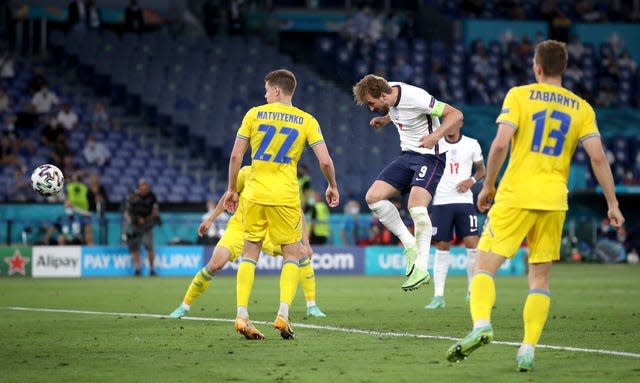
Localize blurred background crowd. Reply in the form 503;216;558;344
0;0;639;262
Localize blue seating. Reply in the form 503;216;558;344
40;28;640;206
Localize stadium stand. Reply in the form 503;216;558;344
315;33;638;109
0;52;207;203
1;0;639;207
44;28;405;202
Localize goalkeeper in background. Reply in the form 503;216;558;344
169;166;326;338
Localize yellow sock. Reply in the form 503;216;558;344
470;271;496;323
279;260;300;306
522;289;551;346
236;259;256;309
298;257;316;304
183;267;214;306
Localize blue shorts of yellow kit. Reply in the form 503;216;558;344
217;202;281;262
242;200;302;246
478;203;566;263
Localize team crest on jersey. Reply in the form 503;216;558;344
432;227;438;236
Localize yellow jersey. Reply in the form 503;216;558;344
237;102;324;206
494;83;600;211
236;166;250;194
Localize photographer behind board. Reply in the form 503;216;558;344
123;179;160;276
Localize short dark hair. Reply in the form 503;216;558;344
264;69;296;95
352;74;392;105
534;40;568;77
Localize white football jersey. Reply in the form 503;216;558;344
432;135;483;205
388;82;448;155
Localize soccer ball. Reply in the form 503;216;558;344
31;164;64;196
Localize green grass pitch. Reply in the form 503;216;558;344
1;264;639;383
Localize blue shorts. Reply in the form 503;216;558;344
377;151;446;198
431;203;479;242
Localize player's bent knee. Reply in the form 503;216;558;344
208;259;226;273
365;190;380;205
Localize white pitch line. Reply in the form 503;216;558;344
4;306;640;359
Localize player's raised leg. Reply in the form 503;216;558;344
403;179;443;291
403;203;432;291
169;246;231;318
403;153;446;291
366;180;417;276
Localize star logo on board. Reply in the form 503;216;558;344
5;250;30;276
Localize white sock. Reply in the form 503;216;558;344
236;306;249;319
278;302;290;318
181;302;191;311
306;300;316;308
433;249;450;296
473;319;491;330
409;207;432;272
466;248;477;293
368;200;416;248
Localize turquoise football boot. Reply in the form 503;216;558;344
169;306;188;319
306;305;327;318
516;349;535;372
425;296;445;309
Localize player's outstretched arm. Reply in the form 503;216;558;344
311;142;340;207
582;136;625;228
198;191;229;237
477;124;514;212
